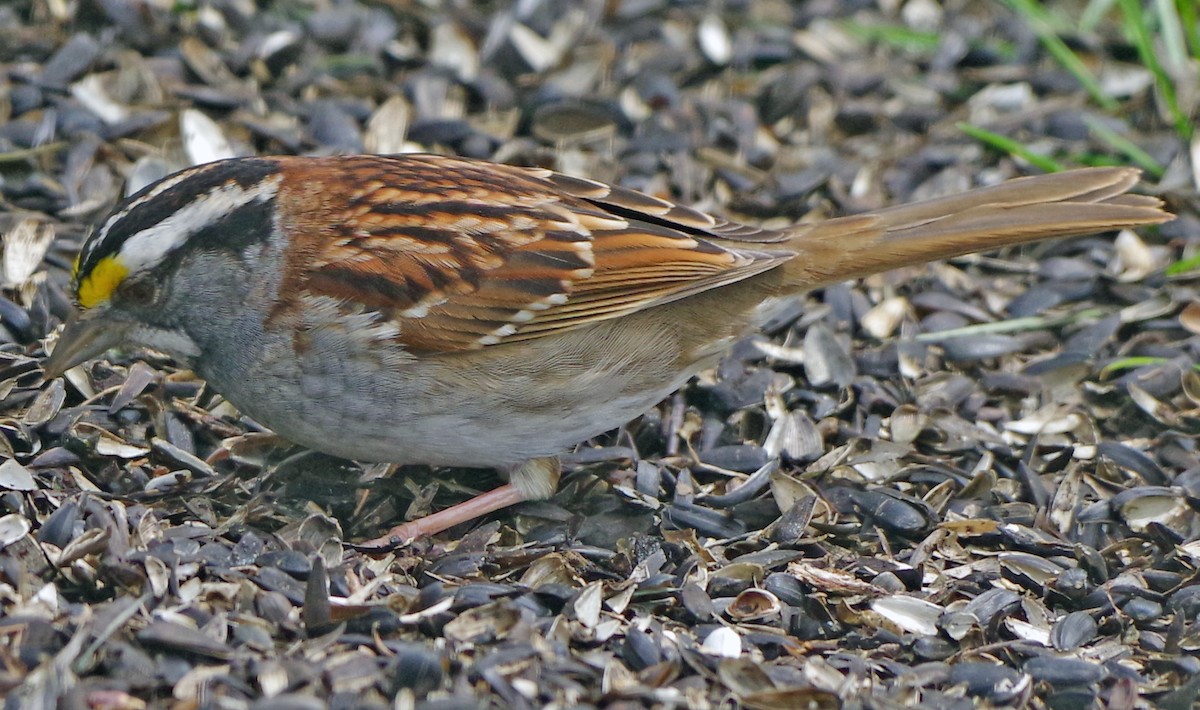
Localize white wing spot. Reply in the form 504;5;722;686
400;295;449;318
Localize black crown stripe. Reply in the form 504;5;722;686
78;157;282;280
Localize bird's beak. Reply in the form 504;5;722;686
42;310;130;380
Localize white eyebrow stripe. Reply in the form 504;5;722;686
85;168;209;267
116;174;282;272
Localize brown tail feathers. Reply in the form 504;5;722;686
782;167;1173;288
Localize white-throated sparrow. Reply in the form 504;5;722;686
43;154;1171;547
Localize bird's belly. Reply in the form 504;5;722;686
203;318;694;468
218;369;684;468
265;386;674;467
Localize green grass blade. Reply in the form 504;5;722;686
1178;0;1200;60
1153;0;1190;71
1165;252;1200;277
841;21;941;51
957;123;1067;172
913;308;1107;342
1101;356;1200;378
1116;0;1193;140
1083;116;1166;177
1002;0;1120;111
1100;356;1167;378
1080;0;1117;31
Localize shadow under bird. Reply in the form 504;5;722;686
42;154;1173;547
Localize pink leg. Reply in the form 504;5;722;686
356;457;560;550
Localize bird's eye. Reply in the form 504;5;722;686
117;278;158;306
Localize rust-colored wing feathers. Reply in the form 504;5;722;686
544;170;793;243
277;156;1170;354
279;155;789;352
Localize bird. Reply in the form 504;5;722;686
42;154;1172;548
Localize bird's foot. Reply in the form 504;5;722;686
354;457;561;551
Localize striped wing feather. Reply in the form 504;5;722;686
287;155;792;353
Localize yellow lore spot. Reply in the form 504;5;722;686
77;255;128;309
